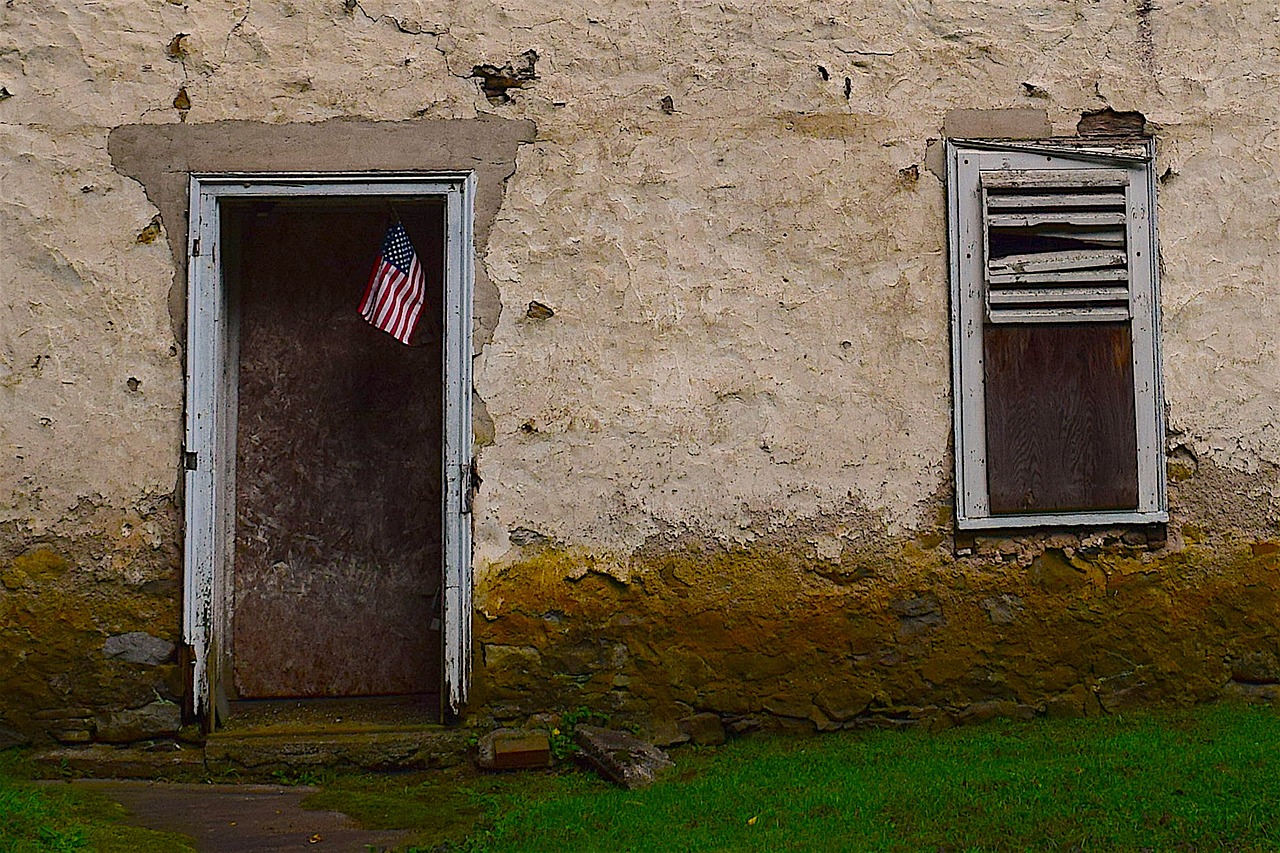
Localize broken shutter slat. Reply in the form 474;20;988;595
988;306;1131;323
988;285;1129;305
985;192;1128;210
988;268;1129;286
982;169;1133;323
987;210;1128;228
989;249;1127;275
980;169;1130;189
1017;227;1125;246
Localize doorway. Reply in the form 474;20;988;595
226;199;443;699
183;175;475;726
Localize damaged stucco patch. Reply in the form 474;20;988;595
472;49;539;104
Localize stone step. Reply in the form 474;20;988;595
29;696;468;781
31;743;207;780
205;728;468;779
31;728;468;781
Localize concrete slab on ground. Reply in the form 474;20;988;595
65;779;414;852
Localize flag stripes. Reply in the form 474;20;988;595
359;222;426;344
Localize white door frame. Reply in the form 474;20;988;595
183;172;475;722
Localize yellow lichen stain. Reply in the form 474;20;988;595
2;549;70;589
473;534;1280;728
916;529;946;550
1251;541;1280;557
135;217;162;245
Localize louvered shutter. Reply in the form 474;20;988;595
981;169;1131;323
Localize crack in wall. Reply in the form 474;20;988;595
1136;0;1157;76
343;0;460;79
222;0;253;66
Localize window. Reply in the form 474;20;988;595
946;139;1166;529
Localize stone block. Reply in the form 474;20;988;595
979;594;1024;626
1095;670;1159;712
482;644;542;672
0;723;30;749
53;729;92;744
205;730;467;779
1230;650;1280;685
1043;692;1086;719
1224;682;1280;704
845;714;921;731
725;715;761;735
944;107;1051;140
95;701;181;743
31;745;204;779
103;632;175;666
891;594;945;635
677;712;725;746
814;685;873;722
647;719;689;748
1029;549;1090;594
34;708;93;721
763;698;814;720
475;729;552;770
574;726;672;790
953;700;1035;726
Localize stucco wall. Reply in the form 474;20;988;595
2;0;1279;742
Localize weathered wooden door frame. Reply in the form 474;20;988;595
183;173;475;725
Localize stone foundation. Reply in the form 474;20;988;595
471;517;1280;738
5;461;1280;753
0;500;183;746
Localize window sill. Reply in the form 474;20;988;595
955;509;1169;531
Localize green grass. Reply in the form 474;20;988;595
311;703;1280;852
6;704;1280;851
0;753;196;853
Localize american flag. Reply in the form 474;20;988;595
359;222;426;344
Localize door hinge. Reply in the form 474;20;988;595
184;451;199;471
461;462;480;515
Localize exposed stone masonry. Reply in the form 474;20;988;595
471;493;1280;739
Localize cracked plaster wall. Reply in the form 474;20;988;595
2;0;1280;736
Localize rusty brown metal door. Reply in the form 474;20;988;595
228;200;444;698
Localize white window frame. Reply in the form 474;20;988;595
183;172;475;722
946;140;1167;530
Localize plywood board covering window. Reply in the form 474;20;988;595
947;141;1166;529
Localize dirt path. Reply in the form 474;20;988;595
67;780;414;852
